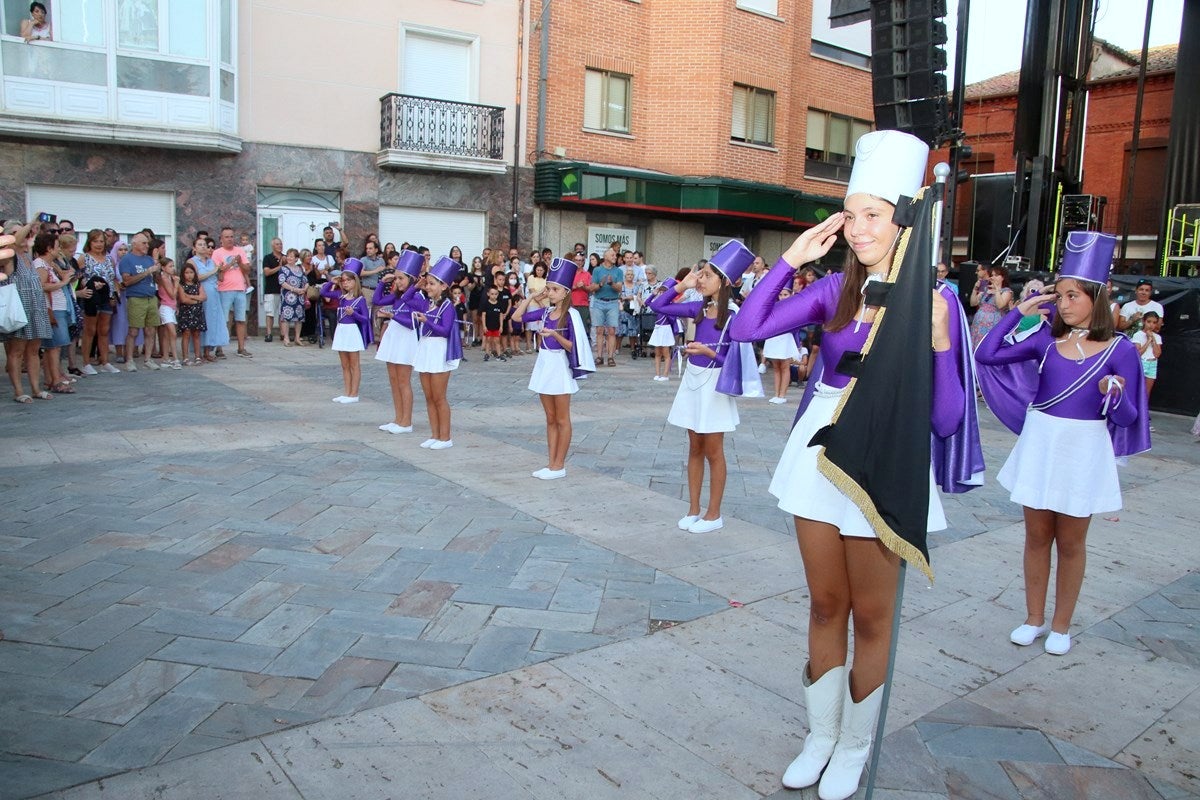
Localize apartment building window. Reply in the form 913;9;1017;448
736;0;779;15
806;109;872;181
402;30;475;102
584;68;631;134
731;85;775;147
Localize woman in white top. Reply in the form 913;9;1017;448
21;2;51;41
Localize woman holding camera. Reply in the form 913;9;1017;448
969;264;1013;348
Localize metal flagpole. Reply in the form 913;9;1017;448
865;163;951;799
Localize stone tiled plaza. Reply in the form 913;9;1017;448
1;344;1197;800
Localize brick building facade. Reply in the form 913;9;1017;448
938;40;1177;268
528;0;876;270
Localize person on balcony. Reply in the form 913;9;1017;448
22;2;51;42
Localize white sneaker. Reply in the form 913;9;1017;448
80;364;98;376
535;467;566;480
170;360;182;370
126;362;138;372
332;396;347;403
1044;631;1071;655
769;396;787;405
677;514;700;530
429;439;453;450
420;439;438;448
101;363;121;373
757;362;767;374
339;396;359;404
1010;622;1051;646
532;467;550;478
687;516;724;534
144;360;160;370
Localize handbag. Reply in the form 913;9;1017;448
0;283;29;333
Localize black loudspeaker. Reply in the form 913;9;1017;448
870;0;950;146
969;173;1017;263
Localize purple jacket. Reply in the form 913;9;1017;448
729;258;984;493
418;296;464;363
320;282;373;346
373;282;421;330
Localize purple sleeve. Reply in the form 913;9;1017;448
319;282;341;301
930;283;967;437
1103;339;1143;428
728;260;837;342
373;282;395;306
647;279;703;319
974;308;1052;365
344;297;369;325
425;299;456;337
931;350;963;438
521;309;546;325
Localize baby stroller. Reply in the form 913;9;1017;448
631;309;656;359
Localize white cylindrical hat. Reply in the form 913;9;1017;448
845;130;930;206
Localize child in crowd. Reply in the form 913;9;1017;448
1131;310;1163;425
176;261;206;365
512;257;596;479
762;287;803;404
413;257;463;449
647;283;677;382
1132;310;1162;393
373;250;424;434
155;257;181;368
320;259;371;404
482;287;508;362
647;241;762;534
451;285;470;352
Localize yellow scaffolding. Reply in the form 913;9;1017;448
1161;206;1200;277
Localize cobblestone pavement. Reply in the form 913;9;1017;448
1;340;1197;800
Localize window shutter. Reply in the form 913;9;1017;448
584;69;603;129
751;91;772;143
731;85;748;139
851;120;872;151
403;33;471;102
806;110;826;150
829;115;850;157
607;74;629;132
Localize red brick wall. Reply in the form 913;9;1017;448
528;0;875;194
932;72;1175;238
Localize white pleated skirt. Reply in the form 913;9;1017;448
997;409;1121;516
648;324;675;347
528;348;578;395
332;323;364;352
763;332;801;361
375;320;418;365
770;384;947;537
413;336;459;373
667;362;739;434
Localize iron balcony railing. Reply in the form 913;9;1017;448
380;93;505;160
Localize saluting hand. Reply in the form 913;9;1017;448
783;212;845;268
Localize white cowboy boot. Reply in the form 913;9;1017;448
818;677;884;800
781;663;846;789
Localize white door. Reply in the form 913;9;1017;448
379;206;486;264
256;210;341;327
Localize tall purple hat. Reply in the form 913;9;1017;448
708;240;755;284
546;257;576;289
396;250;423;280
1060;231;1117;285
341;258;363;278
428;256;460;286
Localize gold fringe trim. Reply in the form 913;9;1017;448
816;188;935;583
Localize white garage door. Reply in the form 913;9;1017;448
26;185;175;250
378;206;486;264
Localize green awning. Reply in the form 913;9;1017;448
534;161;841;227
